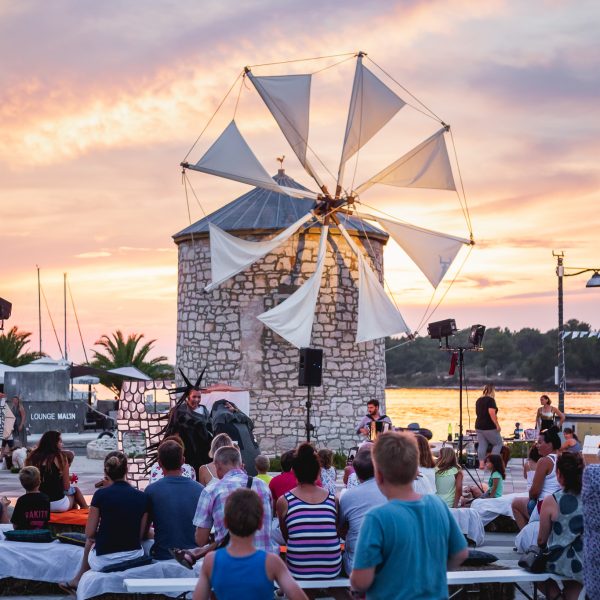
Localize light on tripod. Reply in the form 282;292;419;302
427;318;457;340
468;324;486;348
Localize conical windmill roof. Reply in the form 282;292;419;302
173;170;388;243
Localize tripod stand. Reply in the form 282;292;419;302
443;343;485;493
305;385;315;442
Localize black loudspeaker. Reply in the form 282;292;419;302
298;348;323;387
0;298;11;321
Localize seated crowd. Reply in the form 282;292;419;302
1;421;589;599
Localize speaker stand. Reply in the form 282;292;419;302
305;386;313;442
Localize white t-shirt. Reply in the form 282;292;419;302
148;463;196;484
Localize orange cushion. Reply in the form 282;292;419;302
49;508;89;526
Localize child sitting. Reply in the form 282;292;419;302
193;488;307;600
317;448;337;496
11;466;51;530
254;454;272;484
351;432;467;598
524;444;540;490
470;454;505;499
435;447;464;508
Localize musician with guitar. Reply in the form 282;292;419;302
356;399;393;441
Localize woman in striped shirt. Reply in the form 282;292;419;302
276;443;342;585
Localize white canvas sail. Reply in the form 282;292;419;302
188;120;318;200
355;128;456;195
257;226;329;348
204;212;315;292
362;213;470;288
249;75;310;166
337;58;405;189
337;223;410;342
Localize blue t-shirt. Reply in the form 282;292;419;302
91;481;148;556
211;548;274;600
145;475;204;560
353;494;467;599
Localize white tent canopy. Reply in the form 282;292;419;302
8;357;69;372
0;362;12;384
107;366;151;381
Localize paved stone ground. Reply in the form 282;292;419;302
0;433;106;500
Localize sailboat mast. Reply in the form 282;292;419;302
63;272;67;361
37;265;42;354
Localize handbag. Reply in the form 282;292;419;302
518;545;548;573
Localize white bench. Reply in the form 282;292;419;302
124;576;351;595
126;570;564;599
448;568;567;600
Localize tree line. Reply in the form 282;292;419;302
0;327;174;392
385;319;600;387
3;319;598;391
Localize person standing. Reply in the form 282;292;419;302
474;384;502;470
11;396;27;448
164;388;213;474
356;400;392;441
536;394;565;432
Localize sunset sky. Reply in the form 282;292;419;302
1;0;599;365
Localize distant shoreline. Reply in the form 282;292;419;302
386;380;600;393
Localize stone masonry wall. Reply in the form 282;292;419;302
176;228;387;455
117;380;173;489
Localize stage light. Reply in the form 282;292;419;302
427;319;457;340
468;324;486;348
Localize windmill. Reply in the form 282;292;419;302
180;51;473;349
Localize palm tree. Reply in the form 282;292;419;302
0;326;44;367
91;330;174;391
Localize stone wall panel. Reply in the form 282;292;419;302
175;228;387;454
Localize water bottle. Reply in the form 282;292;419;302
447;422;452;442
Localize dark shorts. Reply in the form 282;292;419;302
1;439;14;449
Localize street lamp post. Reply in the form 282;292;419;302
553;250;600;413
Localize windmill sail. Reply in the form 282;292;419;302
337;223;410;342
205;213;315;292
188;120;318;200
247;73;324;186
337;56;406;191
361;213;470;288
355;128;456;195
257;226;329;348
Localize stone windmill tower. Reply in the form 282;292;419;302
174;53;473;453
173;168;390;453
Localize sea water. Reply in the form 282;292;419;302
385;388;600;441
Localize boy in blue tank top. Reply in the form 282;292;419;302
193;488;307;600
351;432;468;599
